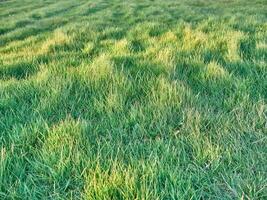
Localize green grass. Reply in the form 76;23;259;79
0;0;266;199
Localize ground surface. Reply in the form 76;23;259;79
0;0;266;199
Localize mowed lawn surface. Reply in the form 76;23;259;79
0;0;266;199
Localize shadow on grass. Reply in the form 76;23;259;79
0;18;68;47
82;2;110;16
0;61;39;80
112;55;169;77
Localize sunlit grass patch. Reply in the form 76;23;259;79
83;162;138;199
205;61;228;79
225;30;244;61
40;119;84;170
41;29;72;53
182;26;208;51
85;54;114;81
149;77;183;109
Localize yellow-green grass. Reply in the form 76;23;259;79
0;0;266;199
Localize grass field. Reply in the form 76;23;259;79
0;0;266;199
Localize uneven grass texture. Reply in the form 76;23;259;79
0;0;267;199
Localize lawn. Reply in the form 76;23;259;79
0;0;266;199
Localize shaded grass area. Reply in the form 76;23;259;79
0;0;266;199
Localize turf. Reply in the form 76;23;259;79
0;0;266;199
